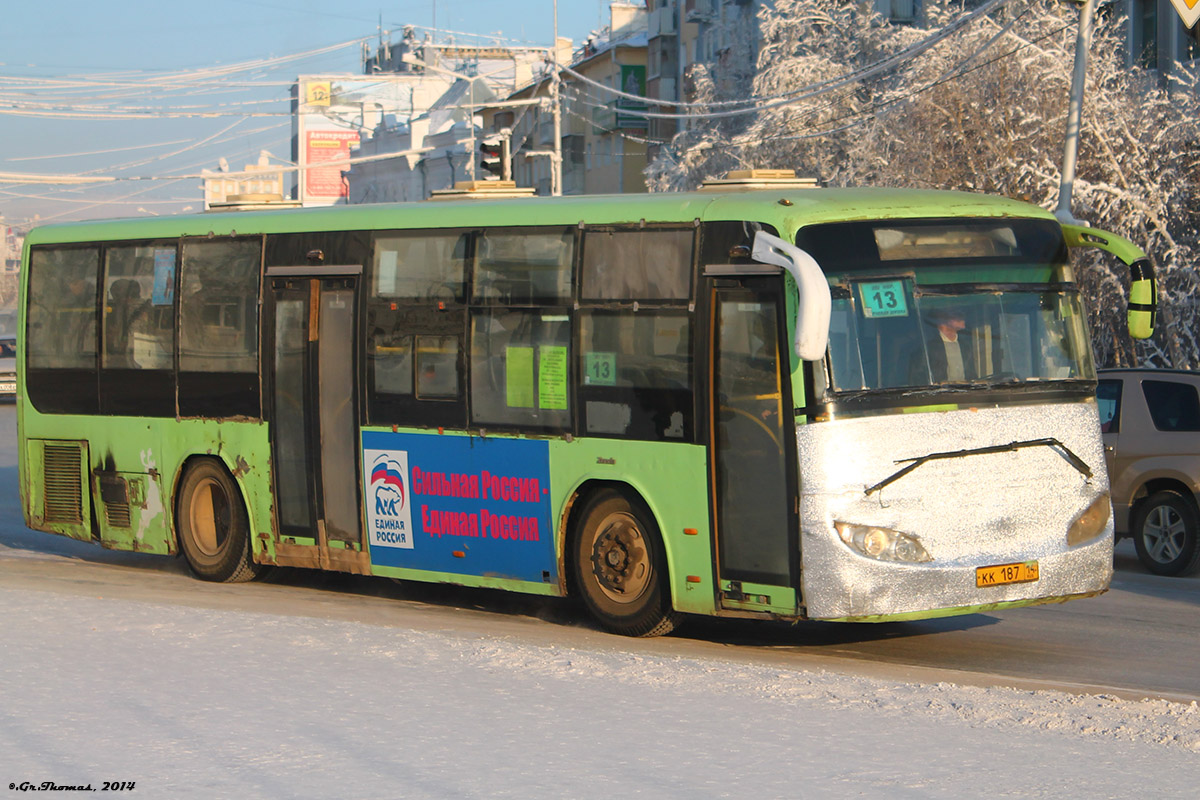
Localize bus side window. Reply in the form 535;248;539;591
473;229;572;305
579;310;692;441
178;238;262;418
469;310;570;431
581;228;692;302
366;231;468;429
98;244;176;417
26;245;101;414
467;229;574;432
415;334;459;399
102;246;176;373
578;228;695;441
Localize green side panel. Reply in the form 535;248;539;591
92;471;171;554
546;437;716;616
156;418;275;560
24;438;91;541
19;412;274;560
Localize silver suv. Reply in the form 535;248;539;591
1098;368;1200;576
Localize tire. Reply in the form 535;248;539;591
571;490;680;637
1132;490;1200;577
176;458;263;583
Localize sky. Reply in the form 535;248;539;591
0;1;616;228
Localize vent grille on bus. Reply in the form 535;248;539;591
104;501;131;529
42;444;84;524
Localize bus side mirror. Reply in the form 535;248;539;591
1061;224;1156;340
1127;258;1156;340
751;231;831;361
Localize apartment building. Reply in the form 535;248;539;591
480;3;650;196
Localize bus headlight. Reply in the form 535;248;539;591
834;522;932;563
1066;493;1111;547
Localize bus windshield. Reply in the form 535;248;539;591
798;219;1095;393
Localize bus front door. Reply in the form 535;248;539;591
267;270;368;574
707;275;800;614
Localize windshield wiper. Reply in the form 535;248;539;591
864;437;1092;496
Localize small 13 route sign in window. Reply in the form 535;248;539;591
858;280;908;319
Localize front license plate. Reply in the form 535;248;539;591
976;561;1039;588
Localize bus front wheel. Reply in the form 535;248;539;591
176;459;262;583
572;490;680;637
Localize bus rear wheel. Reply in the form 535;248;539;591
572;490;680;637
176;458;262;583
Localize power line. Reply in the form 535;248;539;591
0;141;463;186
7;138;198;162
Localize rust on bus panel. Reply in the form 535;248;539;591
232;455;251;479
272;539;372;574
89;448;171;555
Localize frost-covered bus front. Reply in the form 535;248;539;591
794;218;1112;621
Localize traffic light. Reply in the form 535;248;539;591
479;133;511;180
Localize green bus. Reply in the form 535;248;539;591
17;180;1155;636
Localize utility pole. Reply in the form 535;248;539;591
1054;0;1096;225
677;0;686;135
550;1;563;196
469;94;478;180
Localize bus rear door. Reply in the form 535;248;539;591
705;269;801;615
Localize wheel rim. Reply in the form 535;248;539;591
1143;504;1187;564
588;511;652;605
189;477;231;558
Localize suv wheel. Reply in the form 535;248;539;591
1132;490;1200;577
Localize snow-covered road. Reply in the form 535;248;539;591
2;584;1198;799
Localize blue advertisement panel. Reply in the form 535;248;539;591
361;430;556;583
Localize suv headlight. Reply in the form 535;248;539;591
1066;493;1111;547
834;522;932;563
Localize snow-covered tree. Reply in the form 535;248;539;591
647;0;1200;368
